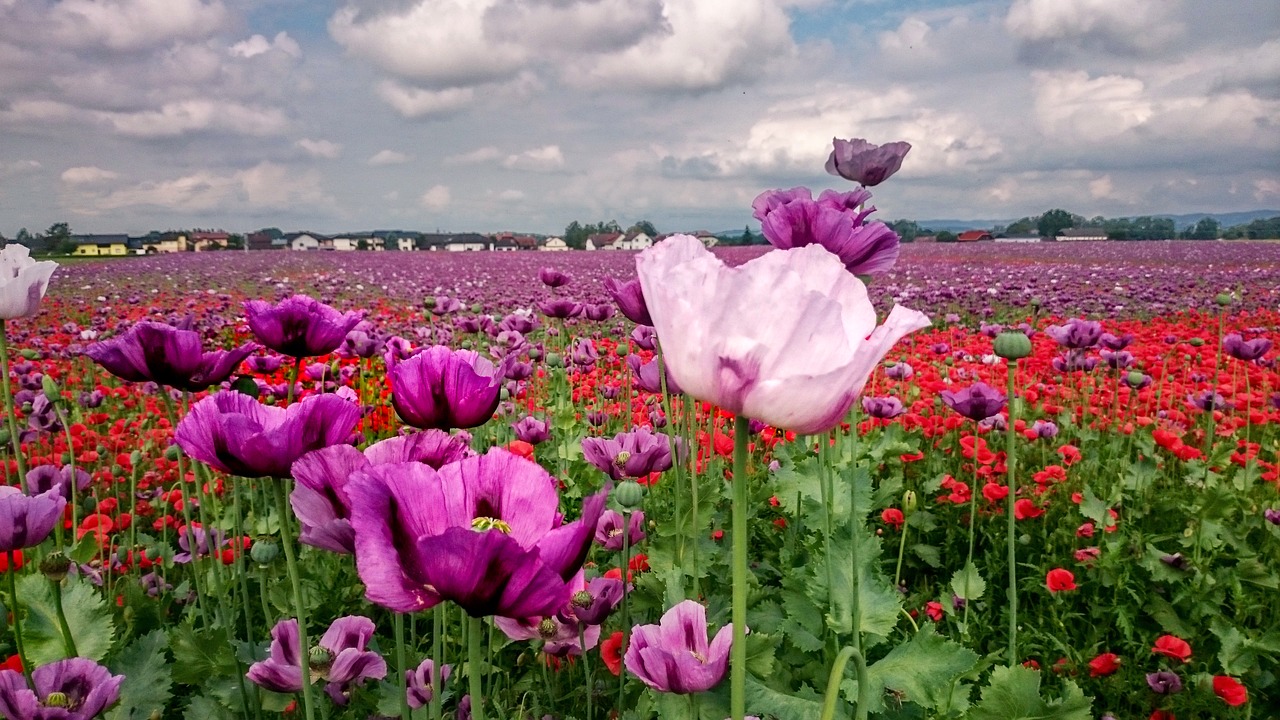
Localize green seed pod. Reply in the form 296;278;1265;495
470;304;483;314
614;344;629;358
528;347;543;361
499;388;510;402
80;495;98;513
545;352;565;368
40;552;72;582
250;539;280;566
1188;338;1205;347
41;375;61;403
615;481;646;510
1126;370;1146;387
993;332;1032;360
164;445;181;461
130;450;143;467
423;297;437;309
1214;292;1233;306
20;349;39;360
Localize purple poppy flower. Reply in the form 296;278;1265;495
346;448;608;618
1146;671;1182;694
1052;353;1098;373
1263;508;1280;525
603;277;653;326
582;428;675;481
572;576;625;626
1223;333;1272;362
406;659;451;709
1100;350;1134;369
495;612;601;657
751;187;900;276
1099;332;1134;351
174;525;226;564
583;304;615;322
538;268;572;288
626;355;681;395
247;354;286;374
85;321;258;392
388;346;503;431
174;391;361;479
861;395;905;419
77;390;104;408
631;325;657;351
0;657;124;720
595;509;646;551
26;395;61;435
511;416;550;445
1186;390;1232;413
537;299;582;320
1044;319;1103;350
247;616;387;705
940;382;1007;422
825;137;912;186
291;431;471;554
430;297;463;316
623;600;733;694
571;339;598;368
1124;372;1153;390
339;330;383;360
885;362;913;380
25;465;90;500
244;295;363;359
1030;420;1059;439
0;486;66;552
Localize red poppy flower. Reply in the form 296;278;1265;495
0;655;21;674
1014;498;1044;520
1148;711;1174;720
1046;568;1076;592
982;482;1009;503
1212;676;1247;706
1057;444;1081;465
1152;635;1192;663
924;601;943;622
601;631;624;676
0;551;23;573
1087;653;1120;677
880;508;905;529
506;440;535;459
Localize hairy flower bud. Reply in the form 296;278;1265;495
902;490;918;513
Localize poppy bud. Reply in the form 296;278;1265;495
423;297;437;308
0;429;8;445
902;490;918;513
20;349;39;360
80;495;97;513
1188;338;1205;347
1029;297;1042;308
545;353;564;368
130;450;143;467
615;344;629;357
615;481;646;510
1214;292;1233;306
164;445;181;461
993;332;1032;360
41;375;62;403
40;552;71;582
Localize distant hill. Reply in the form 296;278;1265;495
913;210;1280;233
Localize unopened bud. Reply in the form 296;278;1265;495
41;375;61;403
902;490;918;513
545;353;564;368
1188;338;1205;347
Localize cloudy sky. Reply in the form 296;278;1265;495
1;0;1277;237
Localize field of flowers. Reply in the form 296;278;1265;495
0;230;1275;720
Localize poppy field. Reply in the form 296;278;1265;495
0;232;1278;720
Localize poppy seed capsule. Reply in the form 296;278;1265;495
1215;293;1233;306
44;692;70;708
615;481;646;510
993;332;1032;360
1126;370;1147;387
613;451;632;468
572;590;594;608
538;619;558;638
250;539;279;565
41;551;72;582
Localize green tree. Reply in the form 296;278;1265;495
739;225;754;246
225;234;245;250
14;228;32;247
1005;217;1036;234
936;230;957;243
256;227;284;239
1187;217;1220;240
888;219;919;242
629;220;658;237
1037;209;1074;238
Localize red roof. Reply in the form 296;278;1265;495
957;230;992;242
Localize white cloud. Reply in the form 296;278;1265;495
484;0;665;53
1254;178;1280;201
63;162;332;214
1005;0;1183;56
0;160;41;176
49;0;231;52
502;145;565;172
497;189;525;201
61;166;119;185
101;100;290;138
1031;70;1152;140
421;184;452;210
1088;174;1114;199
230;31;301;59
445;147;502;165
368;150;411;166
297;139;343;159
376;81;476;118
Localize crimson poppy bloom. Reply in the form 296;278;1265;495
1014;499;1044;520
347;449;607;618
1152;635;1191;663
880;508;904;529
1212;675;1247;706
600;632;624;676
1046;568;1077;592
1088;653;1120;677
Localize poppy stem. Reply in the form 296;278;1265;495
0;321;29;491
819;645;867;720
1005;358;1019;666
6;558;33;689
430;605;443;720
730;414;750;720
271;480;316;720
49;578;78;657
579;625;593;720
468;614;487;720
394;613;410;720
618;508;630;710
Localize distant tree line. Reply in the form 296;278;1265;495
562;220;658;249
890;210;1280;242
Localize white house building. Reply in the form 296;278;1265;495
540;237;569;251
287;232;323;251
613;231;653;250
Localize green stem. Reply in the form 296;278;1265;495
0;321;29;491
1006;359;1019;665
961;432;979;639
6;559;33;689
580;625;593;720
848;444;863;663
394;613;411;720
431;605;443;720
272;480;316;720
618;508;631;710
730;415;750;720
819;645;868;720
287;358;303;406
893;514;909;589
49;579;78;657
468;615;487;720
54;403;75;551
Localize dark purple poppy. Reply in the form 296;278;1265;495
1052;353;1099;373
174;525;226;564
571;339;599;368
291;431;471;554
244;295;363;359
0;486;66;552
495;612;600;657
861;395;905;419
940;382;1007;422
389;346;503;430
626;355;681;395
537;299;582;320
594;509;646;551
603;277;653;326
538;268;572;288
339;330;383;360
246;354;286;374
246;616;387;705
1030;420;1059;439
1264;508;1280;525
1186;390;1232;413
825;137;912;186
174;391;361;479
630;325;657;351
85;321;258;392
581;428;675;481
406;659;451;709
26;395;61;435
1223;333;1272;362
347;449;607;618
751;187;900;276
25;464;90;501
511;416;550;445
1044;319;1103;350
572;576;626;626
1099;332;1134;351
1146;671;1182;694
0;657;124;720
623;600;733;694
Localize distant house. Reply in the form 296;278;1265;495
995;233;1043;243
514;236;538;251
491;236;519;252
586;232;622;251
694;232;719;248
71;234;130;256
957;230;994;242
613;231;653;251
329;236;358;251
285;232;327;251
396;237;414;251
540;236;569;252
247;232;285;251
190;231;229;251
1056;227;1108;242
445;233;489;252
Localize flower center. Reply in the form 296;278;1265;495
689;649;707;664
43;692;71;709
571;590;594;608
471;517;512;534
613;451;631;468
538;619;558;638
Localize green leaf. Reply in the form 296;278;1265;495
170;625;237;686
183;695;234;720
968;666;1092;720
1211;618;1280;675
745;632;777;678
819;524;903;646
744;677;824;720
950;561;987;602
105;630;172;720
1078;487;1113;528
911;544;942;568
861;625;980;713
17;575;115;664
